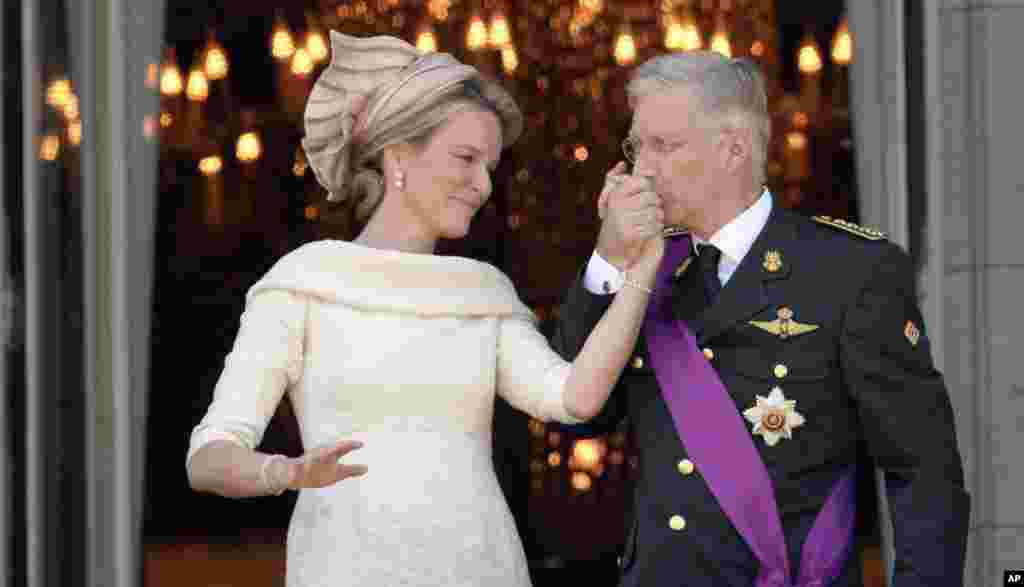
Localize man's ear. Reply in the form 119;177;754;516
719;125;752;174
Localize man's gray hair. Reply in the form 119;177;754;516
627;51;770;188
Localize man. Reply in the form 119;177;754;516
552;51;970;586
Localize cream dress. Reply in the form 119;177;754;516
187;240;582;587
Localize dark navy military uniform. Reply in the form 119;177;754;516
552;205;970;586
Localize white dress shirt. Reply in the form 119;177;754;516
583;189;773;294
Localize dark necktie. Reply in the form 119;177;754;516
696;243;722;303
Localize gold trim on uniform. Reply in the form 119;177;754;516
762;250;784;272
674;256;693;279
677;459;695;476
749;307;820;339
904;320;921;347
632;356;645;369
669;515;687;531
812;215;888;240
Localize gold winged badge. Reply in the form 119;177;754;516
749;307;819;339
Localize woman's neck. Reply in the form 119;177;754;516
354;212;436;255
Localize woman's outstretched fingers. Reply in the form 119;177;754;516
326;439;364;461
338;463;369;480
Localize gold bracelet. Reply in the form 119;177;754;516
260;454;288;496
622;271;652;294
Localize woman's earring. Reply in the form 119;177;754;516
394;171;405;191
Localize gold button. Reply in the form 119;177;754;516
677;459;695;476
774;364;788;379
632;356;644;369
669;515;686;531
702;348;714;360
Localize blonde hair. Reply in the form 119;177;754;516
349;80;512;221
302;33;523;223
627;51;770;188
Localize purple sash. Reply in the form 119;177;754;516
642;236;856;587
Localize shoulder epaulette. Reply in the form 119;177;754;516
811;216;887;241
662;226;689;238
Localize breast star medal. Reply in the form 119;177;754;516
762;250;783;273
743;387;806;446
748;306;820;340
674;256;693;280
904;320;921;347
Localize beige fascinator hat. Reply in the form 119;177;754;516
302;31;523;212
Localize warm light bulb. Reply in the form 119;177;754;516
145;63;160;89
547;452;562;467
291;48;314;77
160;112;174;128
501;46;519;74
574;145;589;161
665;21;685;50
304;205;319;221
668;10;703;52
572;439;602;470
750;40;766;57
614;31;637;66
199;156;223;176
489;14;511;47
271;23;296;60
68;120;82;146
161;63;183;96
579;0;603;12
236;132;262;163
831;20;852;66
428;0;451;22
708;29;733;57
571;472;593;491
62;94;80;121
40;135;61;161
46;78;72;109
785;131;808;151
204;41;229;81
798;37;823;75
307;32;329;63
417;30;438;53
467;15;488;50
186;68;209;102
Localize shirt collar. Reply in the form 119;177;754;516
692;188;773;265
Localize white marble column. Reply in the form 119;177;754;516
918;1;1024;585
853;1;1024;584
932;2;1024;584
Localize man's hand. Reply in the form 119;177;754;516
596;161;664;271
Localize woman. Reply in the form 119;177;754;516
186;32;664;586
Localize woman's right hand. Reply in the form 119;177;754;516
278;439;368;490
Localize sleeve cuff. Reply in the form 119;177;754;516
185;425;252;470
583;251;623;295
